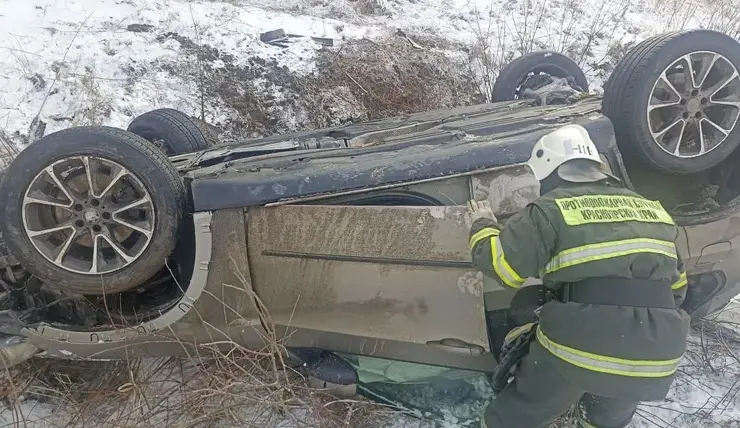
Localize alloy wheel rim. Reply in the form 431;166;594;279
22;156;155;275
647;51;740;158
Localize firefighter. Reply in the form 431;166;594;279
466;124;690;428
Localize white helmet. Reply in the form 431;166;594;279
527;124;609;183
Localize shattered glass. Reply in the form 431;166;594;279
338;354;494;426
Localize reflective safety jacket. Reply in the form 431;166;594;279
469;180;691;401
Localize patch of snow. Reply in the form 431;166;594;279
0;400;59;427
632;322;740;427
0;0;379;145
0;0;725;149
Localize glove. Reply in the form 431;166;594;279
490;322;538;394
465;199;497;227
502;322;536;348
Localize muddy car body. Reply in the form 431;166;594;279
2;29;740;379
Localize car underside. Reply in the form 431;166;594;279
1;29;740;392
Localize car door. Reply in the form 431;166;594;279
245;164;542;373
680;216;740;319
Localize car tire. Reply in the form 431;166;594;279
602;30;740;175
127;108;214;155
492;51;588;101
0;127;186;295
601;32;680;125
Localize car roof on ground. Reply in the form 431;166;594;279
188;98;610;211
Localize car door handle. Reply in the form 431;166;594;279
426;338;486;356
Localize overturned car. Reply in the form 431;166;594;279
1;29;740;396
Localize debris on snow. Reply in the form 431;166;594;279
260;28;335;48
260;28;288;44
126;23;155;33
310;36;335;47
395;29;425;50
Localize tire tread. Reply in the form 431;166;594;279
127;108;211;154
603;30;740;174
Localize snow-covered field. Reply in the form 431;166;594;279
3;0;740;427
1;0;734;147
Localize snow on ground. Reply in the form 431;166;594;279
630;305;740;428
0;0;727;147
3;0;740;427
0;0;375;143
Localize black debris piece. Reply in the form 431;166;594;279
311;36;334;47
27;74;46;91
261;28;334;48
127;23;155;33
27;117;46;144
260;29;287;43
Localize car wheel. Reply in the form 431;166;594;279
0;127;186;295
492;51;588;101
602;30;740;175
127;108;215;155
602;32;680;122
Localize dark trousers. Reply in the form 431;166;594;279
481;341;638;428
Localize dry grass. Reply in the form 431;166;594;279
463;0;639;100
462;0;740;101
0;354;384;427
349;0;393;16
0;270;402;428
299;36;481;127
699;0;740;38
651;0;740;36
5;311;739;428
0;132;19;170
153;29;481;141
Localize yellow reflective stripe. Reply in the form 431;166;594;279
491;237;525;289
469;227;499;250
555;194;675;226
536;328;681;378
504;322;535;346
672;272;688;290
545;238;677;274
